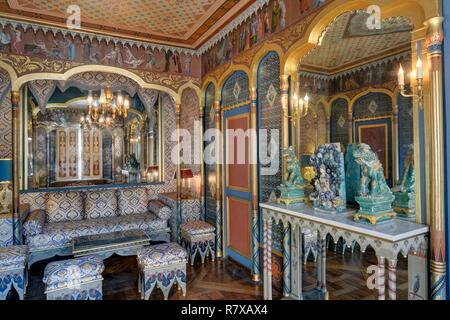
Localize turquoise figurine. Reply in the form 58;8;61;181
392;145;416;219
277;147;306;205
352;143;396;224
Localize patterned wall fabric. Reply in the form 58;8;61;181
257;51;282;253
330;98;349;147
117;188;148;216
102;132;113;180
85;190;118;219
221;71;250;107
204;83;216;226
300;102;327;155
180;87;201;197
46;191;84;223
353;92;393;120
398;94;414;175
0;68;12;158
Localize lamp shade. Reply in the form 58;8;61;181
0;159;12;181
174;168;194;179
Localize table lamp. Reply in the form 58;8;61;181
146;166;159;182
301;154;315;182
0;159;12;214
175;168;194;198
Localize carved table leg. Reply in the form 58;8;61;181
377;256;386;300
267;218;273;300
283;223;291;297
316;232;322;290
320;236;328;299
388;259;397;300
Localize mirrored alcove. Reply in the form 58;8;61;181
295;10;419;218
22;73;165;190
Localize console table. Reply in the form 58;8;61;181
260;202;429;300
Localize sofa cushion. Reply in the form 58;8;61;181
23;210;46;237
25;212;167;251
148;200;171;220
137;243;186;268
46;191;84;223
117;188;148;216
43;255;104;291
0;245;28;270
85;190;117;219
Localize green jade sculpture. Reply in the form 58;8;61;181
392;145;416;219
277;147;306;205
353;144;396;224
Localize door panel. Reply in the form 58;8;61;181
354;117;393;186
223;105;252;268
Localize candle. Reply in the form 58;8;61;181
398;64;405;86
416;58;423;80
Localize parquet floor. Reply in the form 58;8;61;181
22;247;407;300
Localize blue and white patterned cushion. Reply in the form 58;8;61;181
148;200;171;220
85;190;118;219
181;221;215;236
43;255;104;291
46;191;84;223
25;212;167;251
23;210;46;237
0;245;27;270
137;243;186;268
117;188;148;216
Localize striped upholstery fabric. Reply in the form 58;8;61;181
85;190;118;219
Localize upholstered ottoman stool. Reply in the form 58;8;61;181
180;221;215;265
43;255;104;300
137;243;187;300
0;245;28;300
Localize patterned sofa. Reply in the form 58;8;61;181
22;188;172;266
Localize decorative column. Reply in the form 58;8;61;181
11;90;20;245
214;100;223;258
425;16;446;300
280;75;289;179
347;109;353;143
392;104;399;183
175;103;182;244
388;259;397;300
290;225;302;300
282;223;291;297
199;104;205;220
250;88;260;282
263;214;273;300
377;256;386;300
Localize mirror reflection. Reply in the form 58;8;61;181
25;86;163;190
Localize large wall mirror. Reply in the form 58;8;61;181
22;80;164;190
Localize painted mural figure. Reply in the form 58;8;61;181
250;17;258;45
272;1;280;33
279;0;287;29
245;24;251;50
264;8;270;35
184;55;191;76
172;52;182;73
11;29;23;54
0;29;11;51
146;50;156;70
124;47;144;68
164;50;173;72
103;47;123;66
240;27;246;51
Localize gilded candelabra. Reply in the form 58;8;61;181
398;59;424;109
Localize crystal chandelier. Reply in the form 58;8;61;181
80;87;130;128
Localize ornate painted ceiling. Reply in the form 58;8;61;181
299;11;413;74
0;0;253;48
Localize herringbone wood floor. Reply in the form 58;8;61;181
22;245;407;300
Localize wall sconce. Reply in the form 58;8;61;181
290;92;310;127
398;58;424;109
